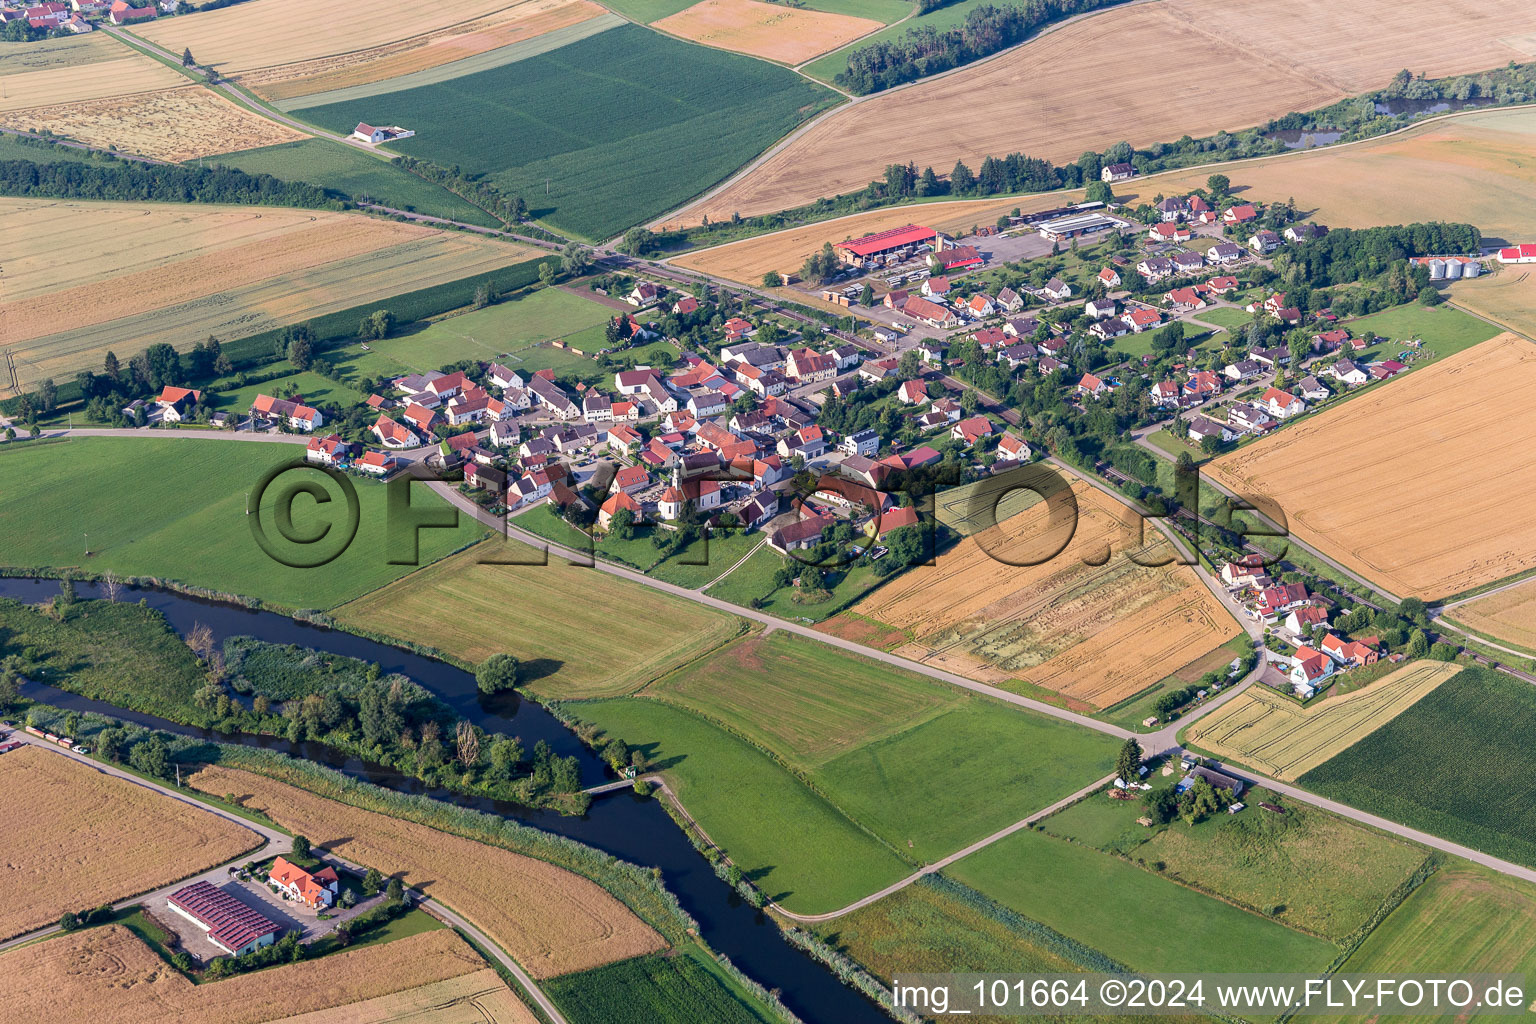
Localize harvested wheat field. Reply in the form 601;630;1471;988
0;924;535;1024
0;198;537;391
4;86;304;161
136;0;518;76
1187;661;1460;779
248;0;609;101
0;34;186;112
0;746;260;942
672;192;1069;284
189;765;665;978
1453;265;1536;344
655;0;882;64
1447;579;1536;653
854;480;1239;708
1206;333;1536;601
676;0;1536;224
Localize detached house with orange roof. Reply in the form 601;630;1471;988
951;416;993;446
155;386;202;423
1289;645;1334;697
251;394;323;432
268;856;339;909
598;491;643;529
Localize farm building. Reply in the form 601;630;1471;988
350;123;416;145
928;244;983;271
166;881;281;957
1179;765;1246;798
1497;244;1536;264
833;224;937;266
1038;212;1123;242
268;856;340;909
1101;162;1136;182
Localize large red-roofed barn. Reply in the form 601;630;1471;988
166;881;282;957
834;224;937;266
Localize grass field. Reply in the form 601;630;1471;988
0;597;207;723
1298;667;1536;868
544;953;777;1024
948;829;1338;974
0;924;529;1024
572;696;913;914
1133;800;1429;942
1206;333;1536;601
189;764;664;977
934;474;1048;535
1192;306;1252;331
0;746;259;942
654;0;885;65
641;632;1119;861
210;369;369;415
366;286;618;371
853;480;1240;709
210;138;503;227
1344;302;1501;353
1;197;538;391
7;86;304;163
0;438;484;610
704;543;887;622
332;540;741;699
293;24;838;239
1318;863;1536;1024
252;1;614;103
1184;661;1461;780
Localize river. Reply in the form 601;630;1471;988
0;576;889;1024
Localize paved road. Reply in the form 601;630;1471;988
357;204;564;250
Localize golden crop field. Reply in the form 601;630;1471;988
1447;579;1536;652
263;970;537;1024
246;0;607;100
135;0;520;75
1185;661;1461;780
0;34;186;111
671;192;1068;283
854;480;1239;709
679;0;1536;224
1;198;538;391
0;746;260;942
1206;333;1536;601
189;765;666;978
0;924;532;1024
1452;266;1536;343
334;540;742;699
655;0;883;64
4;86;304;161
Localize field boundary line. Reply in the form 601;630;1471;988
768;772;1118;923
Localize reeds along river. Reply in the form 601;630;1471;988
0;576;889;1024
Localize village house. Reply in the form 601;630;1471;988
1290;646;1334;696
1137;257;1175;282
1285;223;1328;243
627;281;662;306
1101;162;1136;182
1206;242;1244;265
1077;373;1108;398
1150;380;1181;407
1085;298;1117;319
1330;359;1369;386
463;462;507;493
1127;308;1162;332
356;450;396;477
768;513;833;554
1098;267;1122;288
597;491;643;530
1322;633;1379;667
1041;277;1073;301
1222;204;1258;224
251;394;323;432
304;434;354;467
400;405;438;436
1166;286;1205;310
1170;251;1205;275
488;364;523;391
1207;275;1239;294
1220;558;1268;589
1285;605;1330;634
1260;386;1305;419
1187;414;1234;445
995;434;1030;461
1296;375;1330;401
786;347;836;382
155;385;202;423
997;342;1037;369
741;489;780;530
1257;582;1310;618
921;276;950;298
840;428;880;457
1156;196;1189;222
372;415;419;449
929;244;983;272
1224;358;1263;382
899;295;960;329
1249;230;1282;254
1148;223;1192;243
951;416;993;446
996;287;1024;312
528;373;580;419
1228;402;1276;434
1183;370;1222;399
1090;317;1129;341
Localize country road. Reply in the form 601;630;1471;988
24;424;1536;928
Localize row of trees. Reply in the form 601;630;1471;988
0;158;333;207
837;0;1128;94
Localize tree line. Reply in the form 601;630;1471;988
837;0;1129;95
0;157;334;207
